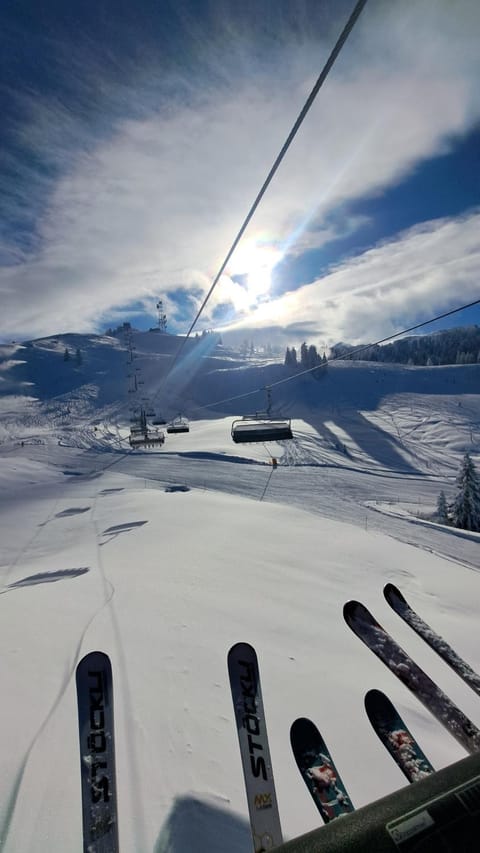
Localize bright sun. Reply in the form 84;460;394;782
229;243;282;305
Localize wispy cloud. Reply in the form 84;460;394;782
1;0;479;340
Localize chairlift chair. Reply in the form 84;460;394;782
231;415;293;443
129;428;165;448
231;386;292;444
166;416;190;434
144;429;165;447
129;431;146;447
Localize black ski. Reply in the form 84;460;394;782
228;642;283;852
344;600;480;755
384;583;480;697
290;718;354;823
365;689;434;783
76;651;119;853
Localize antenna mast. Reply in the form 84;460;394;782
157;300;167;333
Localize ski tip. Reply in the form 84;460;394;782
365;688;385;706
343;599;365;624
364;689;395;719
290;718;319;754
343;599;355;618
76;650;111;673
344;601;386;641
227;641;257;663
290;717;313;736
384;583;406;606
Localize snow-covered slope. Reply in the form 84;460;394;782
1;330;479;475
0;331;479;852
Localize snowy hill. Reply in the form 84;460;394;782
1;330;479;475
0;330;479;851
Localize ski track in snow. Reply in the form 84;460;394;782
93;515;149;853
0;493;119;851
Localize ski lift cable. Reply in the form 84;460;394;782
197;296;480;412
268;296;480;391
161;0;370;381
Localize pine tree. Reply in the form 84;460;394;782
284;347;292;367
436;490;449;525
291;346;298;367
63;347;70;362
300;342;308;367
75;347;83;366
308;344;319;369
451;453;480;532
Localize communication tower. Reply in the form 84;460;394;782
157;300;167;333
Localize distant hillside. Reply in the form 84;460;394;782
1;328;479;477
330;325;480;366
1;330;480;420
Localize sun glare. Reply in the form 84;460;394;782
229;243;282;306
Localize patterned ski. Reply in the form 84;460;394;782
228;642;283;852
365;689;434;783
384;583;480;697
76;651;119;853
290;717;354;823
344;600;480;755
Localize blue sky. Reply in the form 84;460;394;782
1;0;479;346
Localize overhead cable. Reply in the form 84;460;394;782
199;296;480;411
165;0;370;376
269;296;480;390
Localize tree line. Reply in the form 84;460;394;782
436;453;480;532
284;342;328;373
330;325;480;366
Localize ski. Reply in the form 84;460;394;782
384;583;480;697
228;643;283;852
290;717;354;823
344;601;480;755
76;651;119;853
365;689;434;783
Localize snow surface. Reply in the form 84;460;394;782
0;332;479;852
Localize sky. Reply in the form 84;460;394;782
1;0;479;347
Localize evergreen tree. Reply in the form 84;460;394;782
436;490;449;525
75;347;83;366
451;453;480;532
63;347;70;362
300;342;309;367
308;344;319;369
291;346;298;367
284;347;292;367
